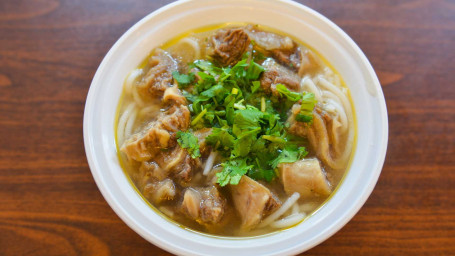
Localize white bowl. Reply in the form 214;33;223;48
83;0;388;255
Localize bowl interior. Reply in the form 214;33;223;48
83;0;388;255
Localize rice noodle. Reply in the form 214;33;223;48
322;90;342;106
159;206;174;218
203;151;217;176
269;213;306;229
292;203;300;214
323;67;341;87
332;74;341;87
124;69;143;96
313;76;355;169
300;202;318;213
258;192;300;228
117;103;136;145
124;106;138;140
138;105;160;118
132;83;145;107
301;77;322;101
324;99;348;133
316;76;352;122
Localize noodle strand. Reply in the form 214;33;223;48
117;103;136;145
258;192;300;228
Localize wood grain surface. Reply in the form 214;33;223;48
0;0;454;255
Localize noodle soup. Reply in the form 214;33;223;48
116;24;355;236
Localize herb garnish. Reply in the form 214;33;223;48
172;71;195;88
178;54;316;186
176;131;201;159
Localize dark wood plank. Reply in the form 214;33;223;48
0;0;453;255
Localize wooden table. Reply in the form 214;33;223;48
0;0;453;255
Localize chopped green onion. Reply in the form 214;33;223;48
215;110;226;116
261;97;266;112
234;99;246;110
191;108;207;126
234;103;246;110
262;135;286;143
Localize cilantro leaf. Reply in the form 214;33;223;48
232;107;264;136
248;167;276;182
248;157;277;182
251;81;261;94
250;137;266;153
172;71;195;88
224;94;236;125
264;112;283;136
216;158;253;186
196;72;216;92
231;128;259;157
205;110;215;123
200;84;228;102
194;60;221;76
269;144;308;169
245;60;265;80
176;131;201;158
276;84;301;102
229;58;264;85
206;127;235;150
229;59;249;80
